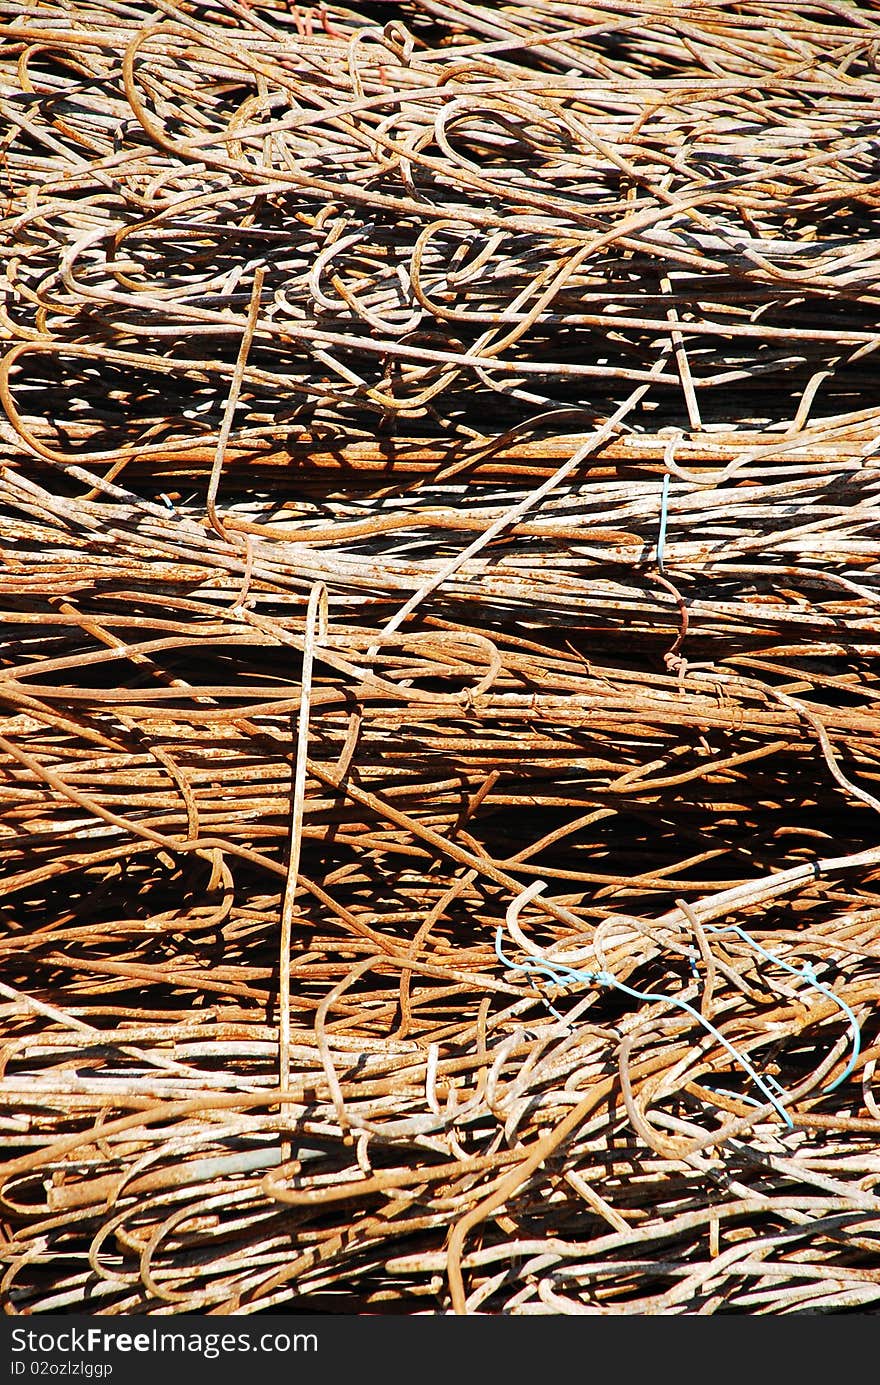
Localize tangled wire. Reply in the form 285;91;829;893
1;0;880;1314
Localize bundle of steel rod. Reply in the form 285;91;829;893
1;0;880;1316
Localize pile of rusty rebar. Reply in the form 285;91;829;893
2;0;880;1315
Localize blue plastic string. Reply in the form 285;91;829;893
497;908;863;1130
656;473;671;574
705;922;861;1091
494;928;794;1126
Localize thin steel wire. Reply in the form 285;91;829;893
1;0;880;1317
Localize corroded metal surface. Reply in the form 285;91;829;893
1;0;879;1316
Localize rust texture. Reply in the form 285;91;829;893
1;0;880;1315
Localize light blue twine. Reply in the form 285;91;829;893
494;928;794;1126
656;472;671;575
495;917;862;1127
704;922;861;1091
